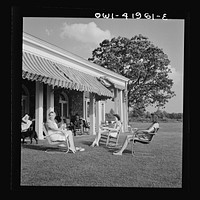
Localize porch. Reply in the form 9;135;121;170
22;32;129;139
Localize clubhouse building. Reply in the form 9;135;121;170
22;32;129;139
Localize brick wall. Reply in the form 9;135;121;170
70;90;83;117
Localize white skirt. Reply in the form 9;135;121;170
49;134;66;142
48;131;66;142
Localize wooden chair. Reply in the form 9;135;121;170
131;127;159;156
99;125;122;147
43;123;69;153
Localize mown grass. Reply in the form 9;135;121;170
21;122;182;187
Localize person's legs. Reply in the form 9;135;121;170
91;133;100;147
63;130;76;153
91;129;108;147
113;135;133;155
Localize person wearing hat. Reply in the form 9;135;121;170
90;114;122;147
113;113;159;156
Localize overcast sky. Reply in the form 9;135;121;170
23;17;184;113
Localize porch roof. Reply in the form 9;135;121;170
22;51;113;98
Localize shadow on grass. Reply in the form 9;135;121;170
107;148;132;154
21;143;67;152
79;140;93;146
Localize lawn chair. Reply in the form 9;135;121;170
131;127;159;156
99;125;122;147
43;123;69;153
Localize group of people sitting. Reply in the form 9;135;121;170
54;113;89;136
21;111;159;155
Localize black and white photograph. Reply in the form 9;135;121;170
11;7;190;190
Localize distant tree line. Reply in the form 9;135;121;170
105;108;183;123
129;108;183;122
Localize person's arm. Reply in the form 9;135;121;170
134;129;149;137
47;121;61;131
47;121;66;136
22;119;27;124
103;122;121;132
135;127;156;139
146;123;159;133
135;123;154;135
146;126;155;133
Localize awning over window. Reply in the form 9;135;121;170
22;51;113;98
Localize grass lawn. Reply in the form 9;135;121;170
21;122;182;187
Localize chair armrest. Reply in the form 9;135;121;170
131;128;138;137
101;130;110;136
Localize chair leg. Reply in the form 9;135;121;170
132;142;135;156
106;136;109;146
131;142;155;157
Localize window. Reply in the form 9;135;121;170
21;85;29;117
59;92;69;121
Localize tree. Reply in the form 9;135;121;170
130;107;145;118
88;34;175;110
154;109;164;119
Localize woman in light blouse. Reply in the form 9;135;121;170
46;111;76;153
90;114;122;147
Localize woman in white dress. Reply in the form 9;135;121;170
90;114;122;147
46;111;76;153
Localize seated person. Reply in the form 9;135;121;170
46;111;76;153
113;114;159;156
82;118;90;129
90;114;122;147
21;114;32;132
55;115;62;127
80;118;90;134
71;113;83;135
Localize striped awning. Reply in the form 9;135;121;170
22;51;113;98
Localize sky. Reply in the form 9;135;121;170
23;17;184;113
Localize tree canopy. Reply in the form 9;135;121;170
88;34;175;110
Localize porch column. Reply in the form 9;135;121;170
35;82;43;140
114;88;119;114
101;101;105;122
118;89;124;132
83;92;86;119
46;85;54;120
123;95;128;132
89;93;96;135
125;84;129;132
95;100;101;134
